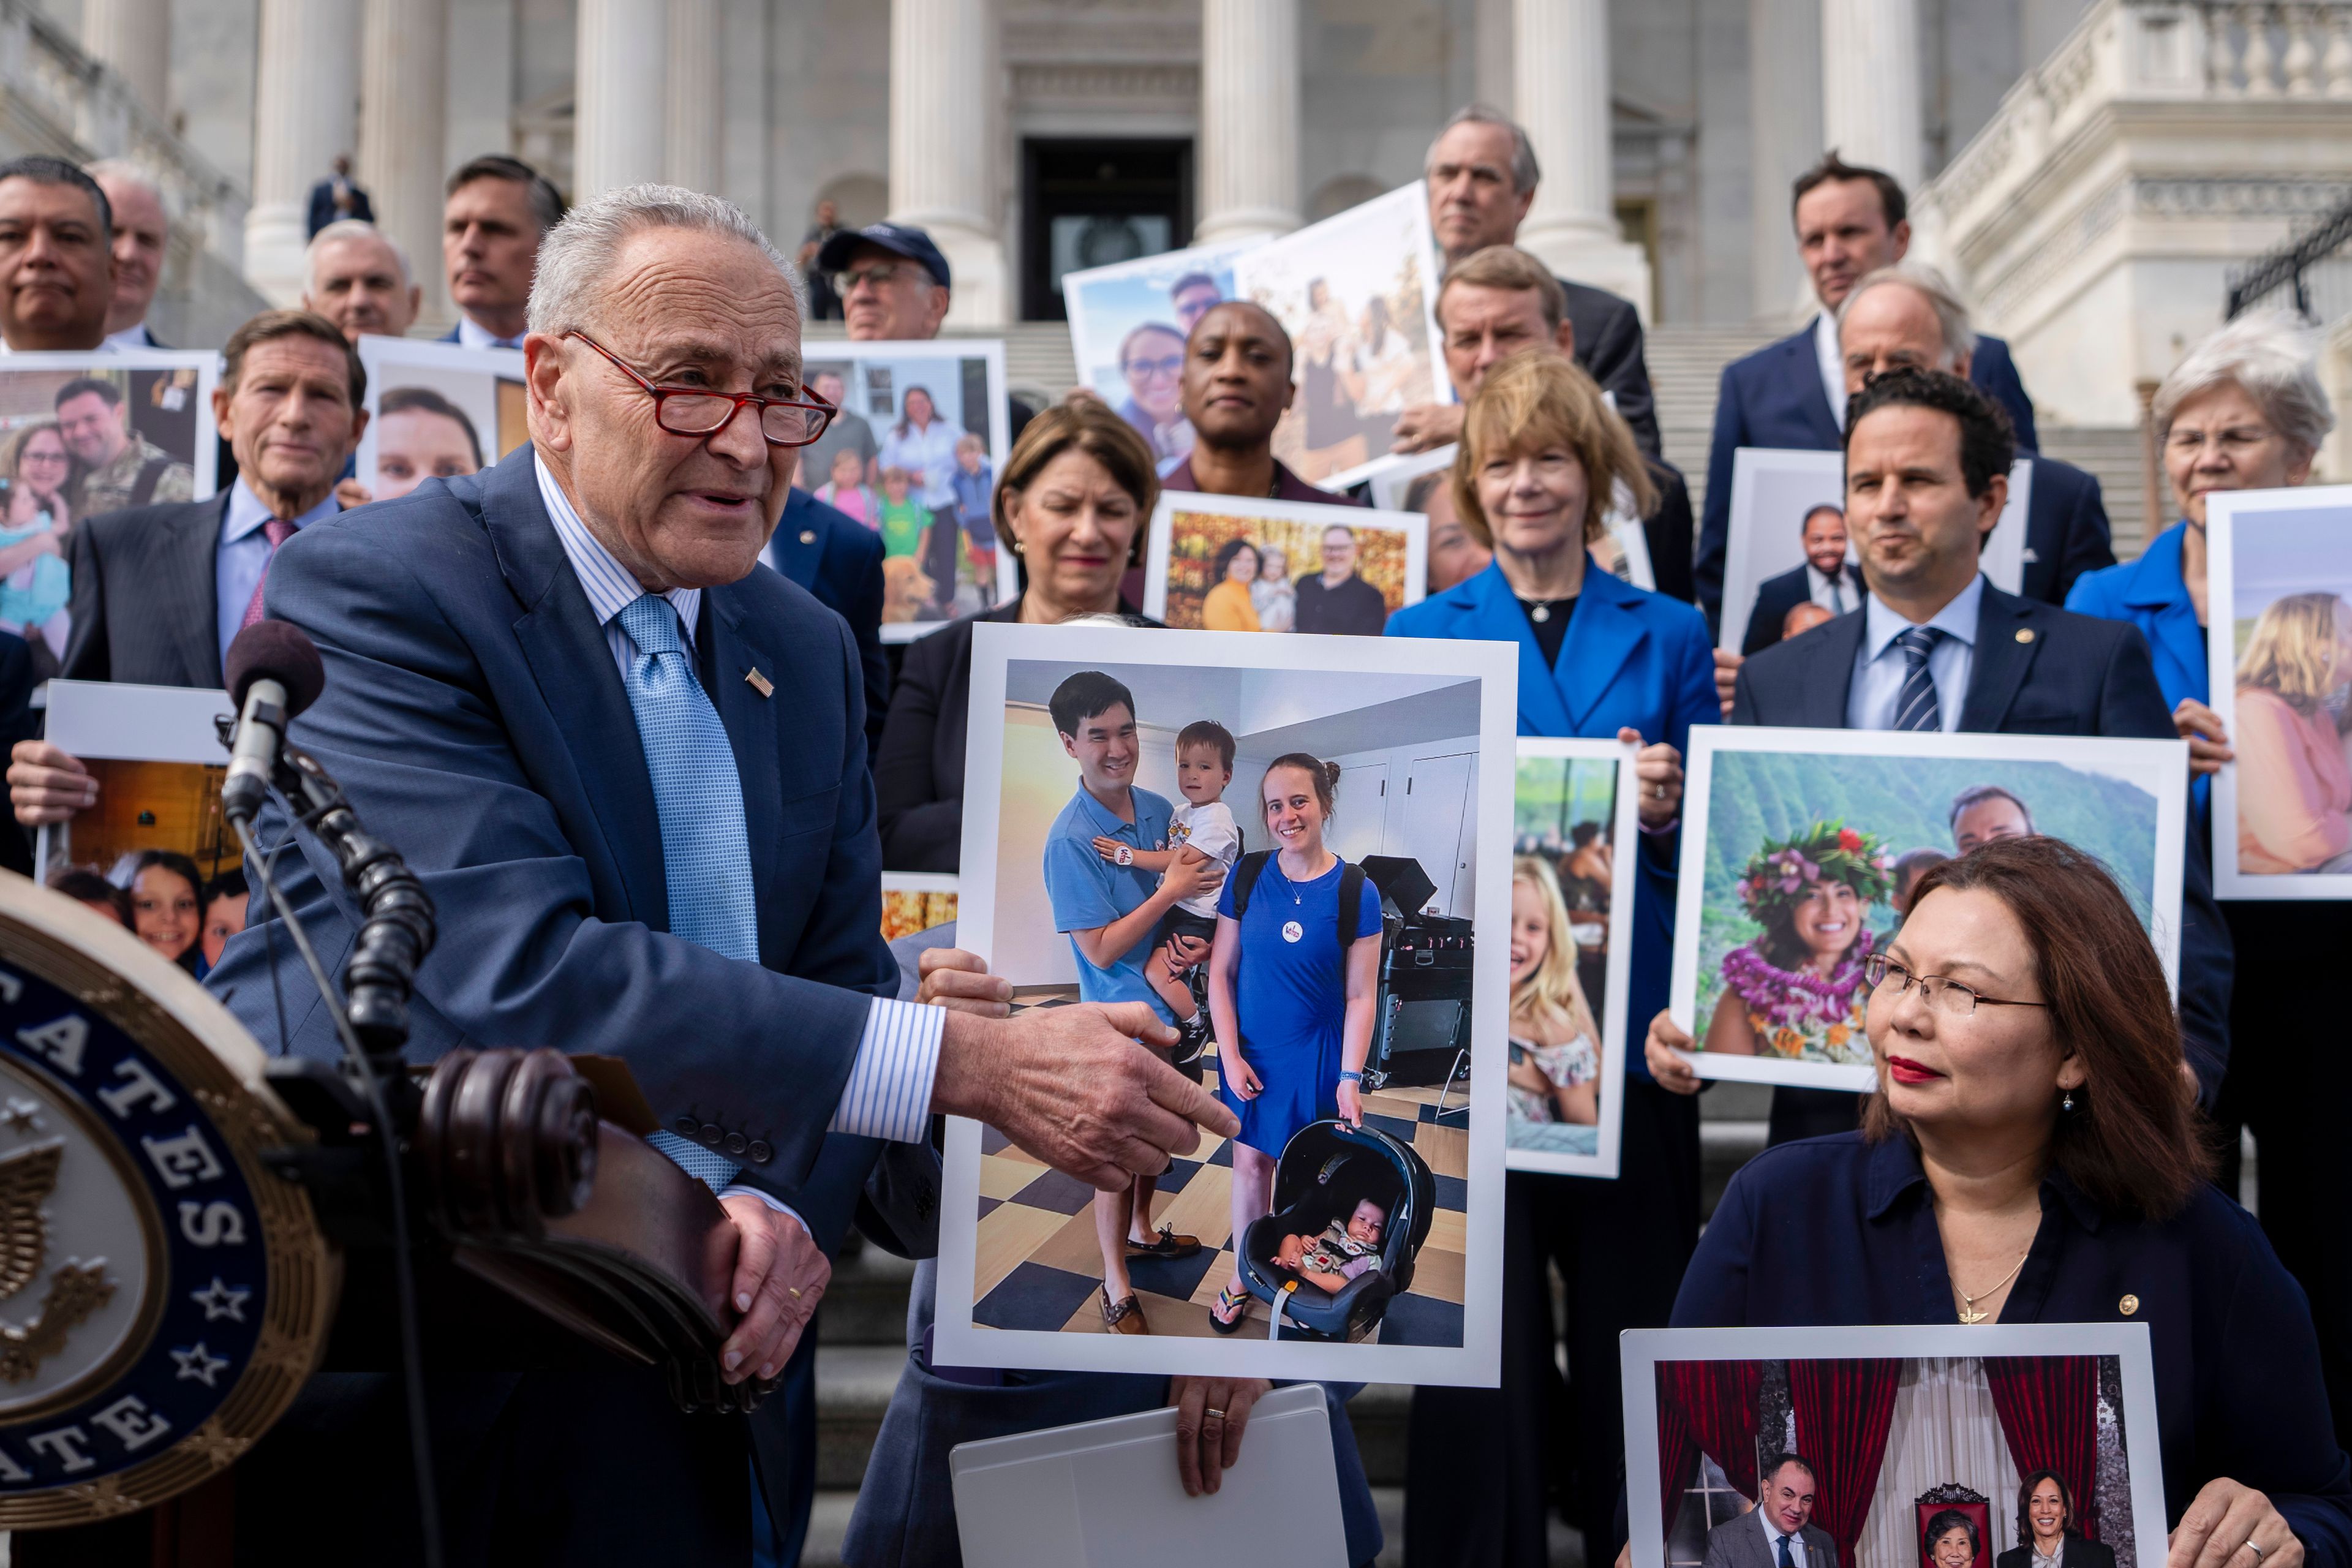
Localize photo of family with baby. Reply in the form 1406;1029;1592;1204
1670;730;2186;1092
1624;1326;2168;1568
940;624;1512;1381
1144;491;1427;637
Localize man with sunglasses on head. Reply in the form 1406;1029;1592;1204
192;187;1237;1567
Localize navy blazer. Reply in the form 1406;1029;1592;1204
0;631;31;876
764;486;889;759
1696;322;2043;616
1740;561;1862;656
205;446;900;1192
1387;560;1716;1071
1730;583;2233;1099
1676;1135;2352;1566
1562;277;1662;458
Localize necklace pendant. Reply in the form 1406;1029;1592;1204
1956;1304;1988;1325
1530;603;1550;622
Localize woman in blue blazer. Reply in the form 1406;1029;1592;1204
1387;351;1717;1568
1668;839;2352;1568
2060;314;2352;1458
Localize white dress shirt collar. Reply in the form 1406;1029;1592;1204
103;323;156;351
223;475;341;545
1814;310;1847;431
1760;1507;1806;1567
532;447;700;651
1861;571;1985;664
1807;560;1853;614
455;313;523;351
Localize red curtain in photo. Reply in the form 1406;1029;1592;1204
1656;1359;1765;1532
1984;1356;2102;1542
1790;1358;1902;1568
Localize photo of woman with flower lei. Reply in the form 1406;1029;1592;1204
1703;821;1893;1066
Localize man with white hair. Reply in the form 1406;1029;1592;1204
199;183;1235;1564
88;160;168;347
302;217;420;341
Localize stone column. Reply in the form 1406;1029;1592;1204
666;0;721;194
244;0;362;306
1822;0;1923;192
83;0;171;118
889;0;1008;325
358;0;448;318
1751;0;1825;322
1513;0;1652;313
1195;0;1301;244
574;0;667;198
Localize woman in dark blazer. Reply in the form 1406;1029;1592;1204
1993;1471;2117;1568
1657;838;2352;1568
873;399;1161;873
1386;351;1717;1567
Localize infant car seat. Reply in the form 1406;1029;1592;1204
1237;1119;1436;1341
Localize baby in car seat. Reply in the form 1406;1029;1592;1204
1273;1197;1387;1294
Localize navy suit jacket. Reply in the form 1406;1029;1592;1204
205;447;900;1194
1740;561;1861;655
1696;322;2043;617
764;486;888;760
1387;560;1716;1072
306;178;374;237
1729;583;2232;1098
0;631;31;876
1677;1136;2352;1563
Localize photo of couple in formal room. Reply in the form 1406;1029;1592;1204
794;342;1013;634
1061;237;1262;466
1231;183;1446;484
1143;491;1426;636
353;339;530;505
1506;739;1639;1176
939;622;1512;1381
1625;1327;2166;1568
2205;487;2352;895
0;356;214;676
1671;729;2187;1091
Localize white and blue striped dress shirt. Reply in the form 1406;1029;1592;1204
1846;573;1983;733
534;452;944;1155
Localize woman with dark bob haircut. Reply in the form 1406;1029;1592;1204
1924;1508;1980;1568
1651;837;2352;1568
1997;1470;2116;1568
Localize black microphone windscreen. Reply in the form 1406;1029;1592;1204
225;621;326;717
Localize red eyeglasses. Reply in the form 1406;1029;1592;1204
564;330;837;448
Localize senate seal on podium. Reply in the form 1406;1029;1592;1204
0;872;332;1528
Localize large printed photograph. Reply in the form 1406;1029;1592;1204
938;622;1513;1384
1669;729;2188;1092
1507;740;1638;1177
352;337;529;505
1231;184;1448;486
1061;237;1265;468
1140;489;1426;635
796;339;1016;638
2205;485;2352;897
1623;1325;2170;1568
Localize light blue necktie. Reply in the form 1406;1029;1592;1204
1891;625;1947;733
618;594;760;1191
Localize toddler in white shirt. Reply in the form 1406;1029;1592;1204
1091;720;1239;1055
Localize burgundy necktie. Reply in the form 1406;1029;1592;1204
238;519;296;630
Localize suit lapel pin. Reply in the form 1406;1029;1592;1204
798;529;816;545
745;668;774;698
2016;628;2035;644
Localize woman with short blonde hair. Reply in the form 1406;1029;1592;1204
1450;350;1655;550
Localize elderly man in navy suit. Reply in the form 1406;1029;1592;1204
203;183;1234;1567
1660;368;2230;1147
1696;153;2041;622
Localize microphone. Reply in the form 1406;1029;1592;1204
221;620;326;827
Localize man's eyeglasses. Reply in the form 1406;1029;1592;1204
564;330;835;448
831;262;924;297
1863;952;2049;1017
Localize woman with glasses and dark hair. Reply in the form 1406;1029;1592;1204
1647;837;2352;1568
1996;1471;2114;1568
1116;321;1193;461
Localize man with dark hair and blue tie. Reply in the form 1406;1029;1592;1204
200;182;1234;1567
1702;1455;1836;1568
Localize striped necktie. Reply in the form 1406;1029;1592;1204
617;593;759;1191
1892;625;1947;732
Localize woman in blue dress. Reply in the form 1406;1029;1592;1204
1204;752;1384;1332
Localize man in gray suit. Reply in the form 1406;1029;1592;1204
1705;1454;1838;1568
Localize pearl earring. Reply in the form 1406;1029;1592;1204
2062;1091;2075;1112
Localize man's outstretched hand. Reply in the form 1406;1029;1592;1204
924;948;1240;1191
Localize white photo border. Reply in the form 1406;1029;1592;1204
1621;1322;2169;1568
1669;725;2190;1092
1139;489;1429;628
34;680;233;878
1506;737;1640;1179
2206;484;2352;900
939;620;1514;1384
352;337;525;496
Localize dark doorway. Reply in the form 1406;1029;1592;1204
1020;138;1194;322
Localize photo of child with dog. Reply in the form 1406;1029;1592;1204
939;622;1513;1382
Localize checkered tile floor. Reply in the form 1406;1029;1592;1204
971;991;1469;1344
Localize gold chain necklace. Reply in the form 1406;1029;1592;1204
1953;1246;2030;1325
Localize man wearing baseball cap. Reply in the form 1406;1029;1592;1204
816;222;953;342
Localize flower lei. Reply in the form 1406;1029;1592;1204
1722;927;1877;1031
